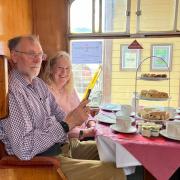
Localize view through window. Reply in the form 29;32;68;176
70;40;103;106
69;0;180;107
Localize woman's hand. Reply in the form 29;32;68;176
86;120;96;128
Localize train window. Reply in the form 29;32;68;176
69;0;180;36
137;0;176;32
70;0;92;33
70;40;103;105
69;0;130;35
102;0;129;33
177;1;180;31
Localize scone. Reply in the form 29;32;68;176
140;89;169;99
159;92;168;98
141;73;167;78
142;111;169;120
140;90;148;97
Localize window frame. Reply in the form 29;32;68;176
136;0;180;35
68;0;180;39
68;0;131;38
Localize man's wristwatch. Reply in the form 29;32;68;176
79;130;84;139
60;121;69;133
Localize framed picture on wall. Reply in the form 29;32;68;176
151;44;172;71
120;45;141;71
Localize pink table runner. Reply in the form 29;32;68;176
96;123;180;180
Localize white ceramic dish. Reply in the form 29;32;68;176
160;129;180;141
110;124;137;133
174;115;180;119
116;115;135;122
143;118;169;123
100;103;121;112
95;113;116;124
176;109;180;114
137;106;175;120
138;77;169;81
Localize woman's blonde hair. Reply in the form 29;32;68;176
41;51;74;94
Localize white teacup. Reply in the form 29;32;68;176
116;112;132;130
163;107;176;118
121;104;132;116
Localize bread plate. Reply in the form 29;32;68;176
137;95;170;101
138;77;169;81
95;113;116;124
100;103;121;112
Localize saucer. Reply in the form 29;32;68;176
160;129;180;141
110;124;137;133
176;108;180;114
95;113;116;124
100;103;121;112
174;115;180;120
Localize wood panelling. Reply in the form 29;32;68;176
0;0;33;55
0;56;8;119
0;0;68;56
0;0;32;118
0;168;61;180
32;0;68;57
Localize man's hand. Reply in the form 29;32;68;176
65;99;90;130
81;127;96;139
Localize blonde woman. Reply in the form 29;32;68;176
41;51;97;159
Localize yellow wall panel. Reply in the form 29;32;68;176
111;37;180;107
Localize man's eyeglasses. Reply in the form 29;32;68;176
15;50;47;60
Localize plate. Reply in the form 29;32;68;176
137;106;175;119
137;96;170;101
100;103;121;112
143;118;169;123
110;124;137;133
138;77;169;81
176;109;180;114
136;114;170;123
95;113;116;124
174;115;180;119
160;129;180;141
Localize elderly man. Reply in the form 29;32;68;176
0;35;126;180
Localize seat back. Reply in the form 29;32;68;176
0;141;7;159
0;55;9;158
0;55;8;119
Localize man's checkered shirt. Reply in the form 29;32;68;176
0;69;67;160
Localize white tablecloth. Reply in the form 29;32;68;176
96;135;141;175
